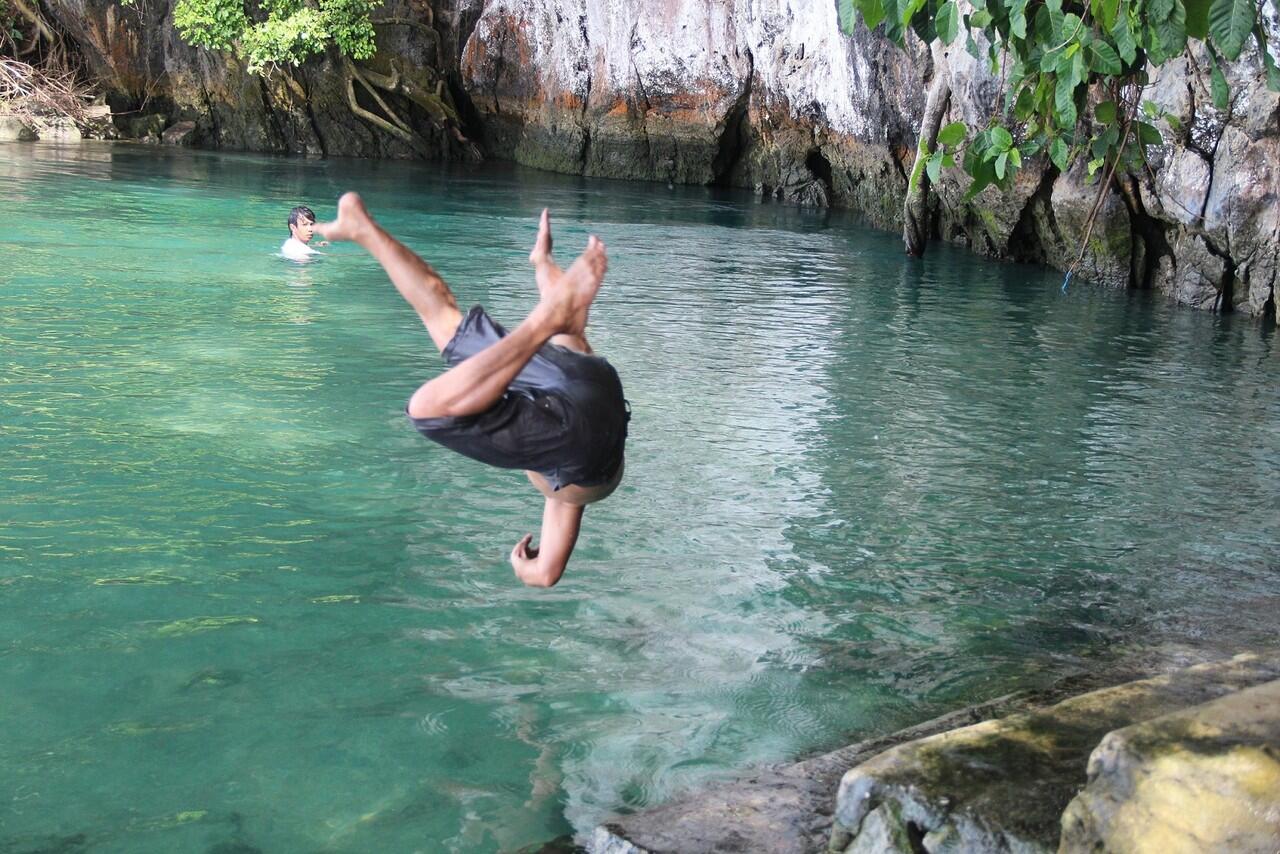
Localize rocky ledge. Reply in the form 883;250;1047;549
591;651;1280;853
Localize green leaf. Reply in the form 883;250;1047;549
936;0;960;44
1034;5;1054;41
1008;147;1022;169
1055;50;1083;124
900;0;927;28
1091;125;1119;157
1155;0;1188;57
995;150;1009;179
1136;121;1164;145
970;8;993;27
1095;100;1118;124
1089;40;1122;73
838;0;857;32
1185;0;1210;38
943;152;957;168
1209;52;1230;108
1258;27;1280;91
854;0;887;30
1088;156;1105;175
991;126;1014;150
937;120;967;147
1050;136;1069;170
1046;0;1065;37
1149;0;1174;22
1014;85;1036;119
927;150;945;184
1010;0;1029;38
1208;0;1253;61
910;12;938;42
1100;0;1121;30
966;31;982;58
1111;14;1137;63
1146;24;1170;63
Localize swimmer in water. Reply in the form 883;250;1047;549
281;205;330;260
317;193;628;587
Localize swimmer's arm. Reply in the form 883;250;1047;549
510;499;584;588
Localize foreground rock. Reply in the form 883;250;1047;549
1060;678;1280;853
590;653;1280;853
831;653;1280;853
591;693;1041;854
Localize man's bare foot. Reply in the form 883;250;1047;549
316;192;376;244
539;235;607;335
529;209;564;299
529;209;554;266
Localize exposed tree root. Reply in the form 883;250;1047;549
343;47;481;160
904;41;952;257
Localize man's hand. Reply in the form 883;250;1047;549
510;534;549;586
509;499;583;588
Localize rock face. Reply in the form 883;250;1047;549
458;0;1280;317
38;0;1280;317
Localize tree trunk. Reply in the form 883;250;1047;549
903;41;953;257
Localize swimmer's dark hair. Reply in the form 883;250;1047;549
288;206;316;233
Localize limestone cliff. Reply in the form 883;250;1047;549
41;0;1280;317
459;0;1280;317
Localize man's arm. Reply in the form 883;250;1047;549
510;498;585;587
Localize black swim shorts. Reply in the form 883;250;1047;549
408;306;630;490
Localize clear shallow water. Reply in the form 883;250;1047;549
1;141;1278;852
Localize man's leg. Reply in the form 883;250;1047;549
316;193;463;351
319;194;607;420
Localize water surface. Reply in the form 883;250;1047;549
2;142;1278;852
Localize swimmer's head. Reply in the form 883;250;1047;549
288;206;317;243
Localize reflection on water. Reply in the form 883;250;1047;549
1;142;1277;851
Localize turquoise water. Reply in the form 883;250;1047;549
1;142;1278;852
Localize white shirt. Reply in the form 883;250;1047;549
281;237;319;260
